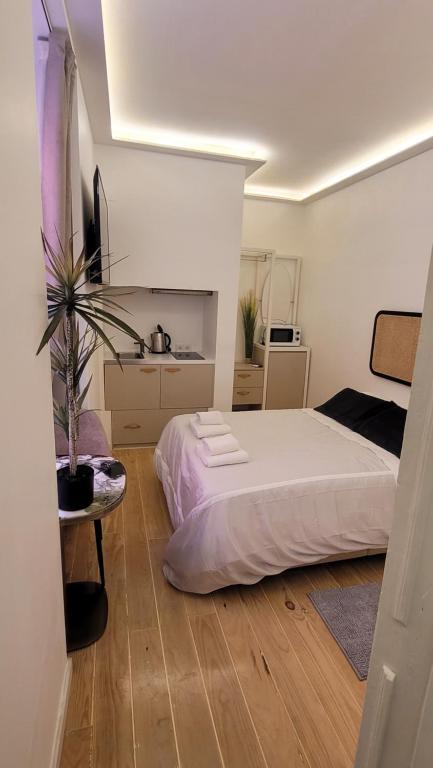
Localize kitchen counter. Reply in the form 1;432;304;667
104;353;215;365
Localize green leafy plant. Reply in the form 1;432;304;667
37;233;140;476
240;290;259;359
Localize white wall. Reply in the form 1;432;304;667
242;198;305;255
301;151;433;408
0;3;68;766
107;288;214;355
73;79;112;436
95;143;245;410
237;199;305;360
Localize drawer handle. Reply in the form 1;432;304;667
237;390;251;396
140;367;157;373
124;423;141;430
165;367;181;373
238;373;251;379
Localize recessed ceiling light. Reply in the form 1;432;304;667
246;124;433;202
244;184;306;203
111;121;268;163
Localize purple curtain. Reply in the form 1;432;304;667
41;30;76;262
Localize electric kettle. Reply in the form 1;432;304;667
150;324;171;353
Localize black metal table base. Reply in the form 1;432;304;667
65;581;108;652
63;519;108;653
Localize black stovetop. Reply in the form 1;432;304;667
171;351;205;360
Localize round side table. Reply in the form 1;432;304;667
57;455;126;653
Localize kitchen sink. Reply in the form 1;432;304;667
117;351;144;360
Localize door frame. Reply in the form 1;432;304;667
355;248;433;767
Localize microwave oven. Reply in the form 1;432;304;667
260;324;301;346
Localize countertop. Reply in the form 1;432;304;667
104;353;215;365
253;343;309;352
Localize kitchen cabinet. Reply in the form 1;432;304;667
111;408;192;445
252;344;310;409
104;365;160;410
161;364;214;409
104;361;215;445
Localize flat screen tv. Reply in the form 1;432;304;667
87;166;110;284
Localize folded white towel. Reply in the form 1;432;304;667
195;410;225;425
190;418;231;439
196;442;249;467
203;434;240;456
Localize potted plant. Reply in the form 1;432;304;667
240;290;259;361
37;233;140;510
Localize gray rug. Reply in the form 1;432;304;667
308;582;381;680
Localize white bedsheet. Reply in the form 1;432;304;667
154;409;398;593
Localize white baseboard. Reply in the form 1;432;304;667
50;657;72;768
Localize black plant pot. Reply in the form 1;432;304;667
57;464;94;511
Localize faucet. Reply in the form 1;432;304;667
133;338;146;358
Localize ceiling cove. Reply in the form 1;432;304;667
72;0;433;204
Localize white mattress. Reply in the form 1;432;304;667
154;409;398;593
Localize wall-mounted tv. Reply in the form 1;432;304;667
87;166;110;284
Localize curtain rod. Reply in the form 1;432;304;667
41;0;53;32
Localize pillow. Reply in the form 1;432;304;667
355;402;407;457
314;388;390;430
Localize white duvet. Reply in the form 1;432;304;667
154;409;398;593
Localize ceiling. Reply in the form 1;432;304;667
65;0;433;202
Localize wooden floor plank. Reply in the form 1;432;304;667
93;534;135;768
137;450;173;540
282;569;366;704
149;538;223;768
241;585;352;768
71;520;98;582
65;646;95;733
213;589;308;768
102;502;123;534
190;612;267;768
60;727;92;768
118;449;148;539
125;536;159;631
351;555;385;584
305;564;340;591
326;561;366;588
130;628;178;768
156;479;175;536
62;525;78;581
121;449;159;631
183;590;216;618
263;574;361;760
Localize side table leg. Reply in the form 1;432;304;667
94;519;106;588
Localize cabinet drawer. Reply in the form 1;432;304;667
112;409;191;445
233;369;264;388
232;386;263;405
161;364;214;409
105;365;160;410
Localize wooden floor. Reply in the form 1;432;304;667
60;447;385;768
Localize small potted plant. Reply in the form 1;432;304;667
37;233;140;510
240;290;259;361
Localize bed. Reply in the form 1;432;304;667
155;394;403;594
